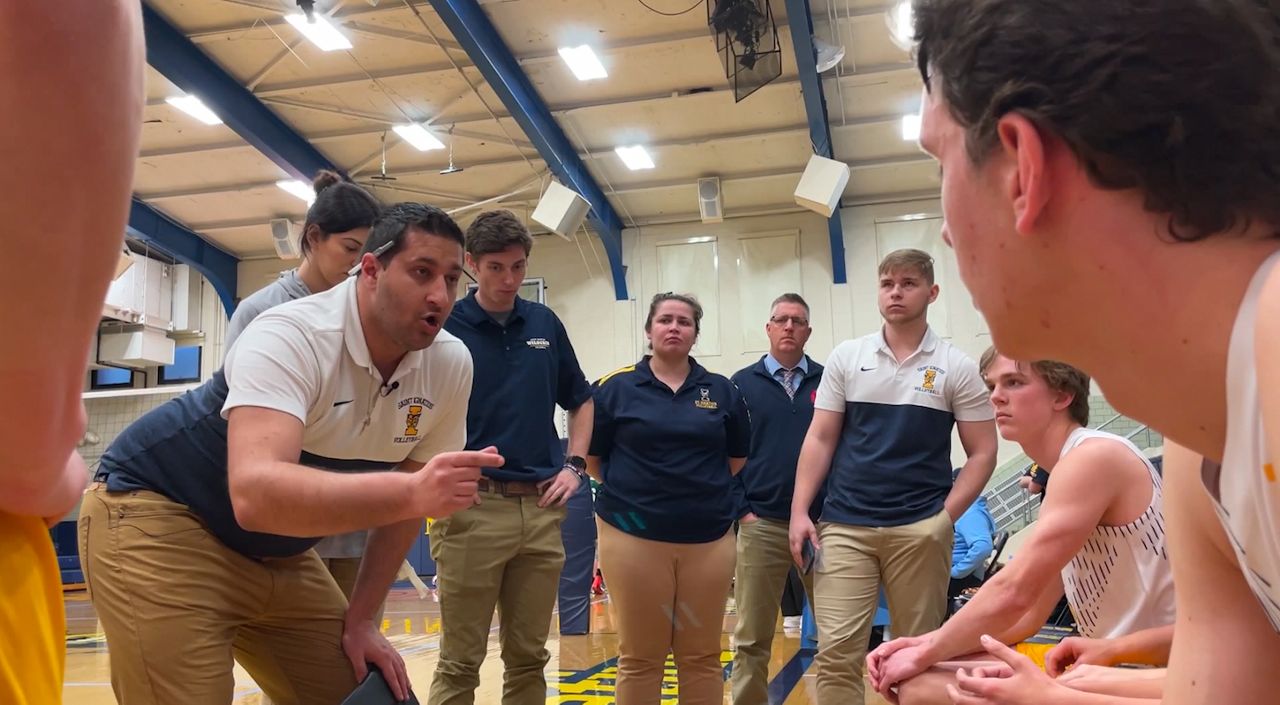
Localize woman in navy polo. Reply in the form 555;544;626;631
588;293;751;704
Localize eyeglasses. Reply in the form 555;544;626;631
769;315;809;327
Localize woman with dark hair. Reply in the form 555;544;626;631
224;169;381;349
588;292;751;704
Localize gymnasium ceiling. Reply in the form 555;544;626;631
136;0;934;259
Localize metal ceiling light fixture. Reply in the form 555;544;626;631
707;0;782;102
440;125;464;175
814;37;846;73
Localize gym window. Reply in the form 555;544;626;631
159;345;202;385
90;366;140;390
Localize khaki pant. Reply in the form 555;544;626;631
597;519;736;705
427;490;566;705
323;556;386;624
258;558;390;705
813;510;953;705
730;517;814;705
77;484;356;705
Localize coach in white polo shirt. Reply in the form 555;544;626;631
81;203;496;705
789;248;997;704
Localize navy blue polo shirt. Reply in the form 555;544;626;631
730;354;825;523
589;357;751;543
445;291;591;482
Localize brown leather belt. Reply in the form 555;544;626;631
477;477;542;497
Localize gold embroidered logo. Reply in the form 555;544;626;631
405;405;423;437
915;366;943;395
694;387;719;410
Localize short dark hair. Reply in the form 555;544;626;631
913;0;1280;241
771;292;810;316
879;248;935;285
360;203;464;269
979;345;1091;426
465;209;533;258
300;170;381;257
645;293;703;335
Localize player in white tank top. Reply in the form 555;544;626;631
1058;428;1175;638
1212;250;1280;630
866;352;1176;704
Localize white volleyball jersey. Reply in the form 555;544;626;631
1059;428;1175;639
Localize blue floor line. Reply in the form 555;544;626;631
766;647;817;704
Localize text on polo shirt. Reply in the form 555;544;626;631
395;396;435;443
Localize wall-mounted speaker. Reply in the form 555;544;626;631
697;177;723;224
270;218;302;260
794;154;850;217
531;181;591;240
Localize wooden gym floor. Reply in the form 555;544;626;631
62;587;892;704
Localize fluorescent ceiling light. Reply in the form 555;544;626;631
614;145;655;170
901;113;921;141
285;14;352;51
276;179;316;204
165;95;221;125
393;123;445;151
558;45;608;81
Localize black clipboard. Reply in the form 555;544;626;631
340;668;420;705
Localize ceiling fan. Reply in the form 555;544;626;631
440;125;464;175
364;131;397;184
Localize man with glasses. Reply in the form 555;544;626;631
789;249;997;704
729;293;826;705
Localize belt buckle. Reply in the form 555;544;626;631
507;481;541;497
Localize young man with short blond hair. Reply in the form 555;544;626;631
790;249;998;703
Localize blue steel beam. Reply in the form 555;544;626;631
427;0;629;300
141;2;351;316
129;198;239;315
142;3;338;181
784;0;848;284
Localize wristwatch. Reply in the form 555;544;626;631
563;455;588;482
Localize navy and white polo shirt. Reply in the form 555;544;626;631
814;327;992;527
98;278;472;558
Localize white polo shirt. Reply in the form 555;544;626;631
224;276;472;470
814;327;992;526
